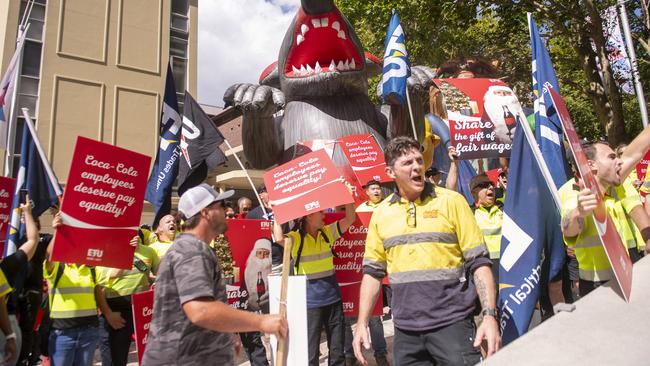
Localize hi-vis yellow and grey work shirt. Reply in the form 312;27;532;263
363;183;490;331
474;205;503;259
560;178;638;282
44;262;99;329
0;269;12;298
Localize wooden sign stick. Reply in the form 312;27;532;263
275;237;292;366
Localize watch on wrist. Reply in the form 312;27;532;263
481;308;498;318
4;333;16;341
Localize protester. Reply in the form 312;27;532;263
346;180;388;366
236;197;253;219
246;187;273;220
142;184;287;366
272;184;357;366
560;140;650;296
149;214;178;259
225;201;236;219
97;232;159;366
470;173;503;284
46;212;125;366
353;136;500;365
0;197;39;365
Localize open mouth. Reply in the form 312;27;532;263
284;8;362;78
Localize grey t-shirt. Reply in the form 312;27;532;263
142;233;233;366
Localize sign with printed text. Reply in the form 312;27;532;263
132;289;154;365
264;149;353;225
326;213;382;317
338;134;392;185
549;88;632;302
434;78;526;159
223;219;273;313
0;177;15;255
635;149;650;182
52;136;151;269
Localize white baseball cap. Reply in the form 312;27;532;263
178;183;234;219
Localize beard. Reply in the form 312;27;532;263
244;256;272;311
483;92;527;144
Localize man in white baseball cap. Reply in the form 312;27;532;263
143;184;288;366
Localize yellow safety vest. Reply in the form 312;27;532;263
45;262;98;319
287;224;341;280
0;269;12;298
99;244;158;298
474;205;503;259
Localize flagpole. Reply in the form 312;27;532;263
405;85;418;141
222;139;269;218
617;0;649;128
21;108;63;195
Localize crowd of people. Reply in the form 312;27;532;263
1;128;650;366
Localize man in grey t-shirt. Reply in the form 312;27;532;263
142;184;287;366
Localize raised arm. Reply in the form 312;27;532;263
337;202;356;234
18;195;39;261
621;126;650;179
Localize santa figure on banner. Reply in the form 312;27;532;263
481;85;527;144
244;238;272;313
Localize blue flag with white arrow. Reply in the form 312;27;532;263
145;64;182;226
381;9;410;105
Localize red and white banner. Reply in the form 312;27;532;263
223;219;273;313
635;149;650;182
326;213;382;317
52;136;151;269
434;78;526;159
132;289;154;365
0;177;15;255
264;149;353;225
549;88;632;302
338;134;391;185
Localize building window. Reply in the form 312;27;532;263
170;0;189;112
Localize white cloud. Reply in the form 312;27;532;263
198;0;300;106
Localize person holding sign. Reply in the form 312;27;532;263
142;184;287;366
272;187;357;366
353;136;500;365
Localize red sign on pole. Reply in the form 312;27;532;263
52;136;151;269
549;88;633;302
635;149;650;182
338;134;391;186
264;149;353;225
132;289;154;365
0;177;15;255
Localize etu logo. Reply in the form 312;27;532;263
305;201;320;211
87;248;103;259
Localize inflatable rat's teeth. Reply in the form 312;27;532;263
332;21;340;32
315;62;322;73
297;34;304;46
338;30;346;40
301;24;309;36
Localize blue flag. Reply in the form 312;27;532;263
381;9;410;105
145;64;182;225
5;118;63;257
529;13;568;281
497;120;563;344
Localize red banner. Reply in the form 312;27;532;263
434;78;526;159
52;136;151;269
635;149;650;182
132;289;154;365
549;88;632;302
0;178;15;255
338;134;391;185
223;219;273;313
326;213;382;317
264;149;353;225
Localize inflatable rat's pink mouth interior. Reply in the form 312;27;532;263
284;8;362;78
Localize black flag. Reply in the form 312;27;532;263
178;92;227;195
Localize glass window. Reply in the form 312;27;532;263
17;95;37;116
171;0;189;15
12;118;26;155
171;57;186;94
170;36;187;59
20;76;39;96
21;41;42;77
171;14;188;33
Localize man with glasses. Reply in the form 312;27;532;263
143;184;287;366
353;136;500;365
470;174;503;284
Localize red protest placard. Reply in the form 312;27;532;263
326;213;382;317
434;78;526;159
338;134;391;185
132;289;154;365
0;178;15;255
223;219;273;313
635;149;650;182
52;136;151;269
264;149;353;225
549;88;632;302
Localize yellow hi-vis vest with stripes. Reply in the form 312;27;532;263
45;262;98;319
474;205;503;259
0;269;12;298
287;224;342;280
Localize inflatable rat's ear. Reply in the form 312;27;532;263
259;61;280;89
364;51;382;78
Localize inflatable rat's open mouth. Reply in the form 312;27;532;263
284;8;362;78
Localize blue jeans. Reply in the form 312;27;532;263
48;325;99;366
344;316;387;357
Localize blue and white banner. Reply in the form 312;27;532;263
381;9;410;105
145;64;182;225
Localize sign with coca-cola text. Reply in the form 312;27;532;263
338;134;392;185
326;213;382;317
549;88;632;302
52;136;151;269
264;149;353;225
132;289;154;365
0;177;15;255
223;219;273;313
635;149;650;182
434;78;526;159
